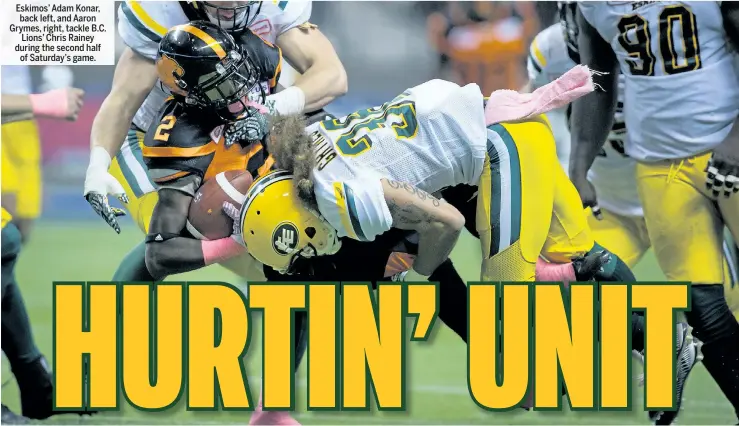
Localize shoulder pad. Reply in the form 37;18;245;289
238;30;282;86
117;1;189;60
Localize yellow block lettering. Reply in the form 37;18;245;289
632;283;689;410
535;283;595;409
342;283;403;410
468;283;530;410
122;283;184;410
307;283;338;410
188;283;250;409
249;283;306;410
54;283;118;409
600;284;629;409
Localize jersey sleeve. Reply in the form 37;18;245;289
315;176;393;242
272;0;312;34
527;31;548;82
117;1;188;60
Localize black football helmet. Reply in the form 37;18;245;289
187;1;262;34
156;21;265;121
558;1;580;64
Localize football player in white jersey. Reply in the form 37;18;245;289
571;1;739;421
237;80;696;421
83;1;347;235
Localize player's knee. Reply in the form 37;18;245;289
684;284;739;344
144;243;167;280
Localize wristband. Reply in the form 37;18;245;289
202;237;247;265
29;88;70;119
265;86;306;115
88;146;113;171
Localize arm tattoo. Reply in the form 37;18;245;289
387;179;441;207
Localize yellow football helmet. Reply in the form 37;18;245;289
240;170;342;273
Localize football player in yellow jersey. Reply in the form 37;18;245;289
572;1;739;419
1;96;93;421
1;67;84;242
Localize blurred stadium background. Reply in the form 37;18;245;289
1;1;737;424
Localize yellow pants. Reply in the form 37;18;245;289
1;120;42;219
587;208;651;269
476;117;594;282
109;126;265;281
636;151;739;287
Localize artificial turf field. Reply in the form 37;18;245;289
2;221;736;425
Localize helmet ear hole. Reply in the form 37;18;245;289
305;227;316;239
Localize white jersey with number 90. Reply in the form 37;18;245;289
579;1;739;162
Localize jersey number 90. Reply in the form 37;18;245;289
617;5;701;76
322;101;419;156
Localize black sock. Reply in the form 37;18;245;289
685;284;739;414
1;224;42;371
113;241;157;281
429;259;468;343
294;310;308;371
631;312;646;353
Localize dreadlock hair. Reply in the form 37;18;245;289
267;113;318;210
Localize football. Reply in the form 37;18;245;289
186;170;254;240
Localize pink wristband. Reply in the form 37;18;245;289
202;238;247;265
29;89;69;119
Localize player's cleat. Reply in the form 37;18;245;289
571;250;611;281
15;356;97;420
649;322;699;425
390;271;409;282
1;404;29;425
249;392;300;426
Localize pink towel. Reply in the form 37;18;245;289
485;64;596;126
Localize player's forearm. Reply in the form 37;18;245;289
294;61;348;112
568;84;617;180
145;239;207;280
145;237;246;280
90;47;157;157
275;27;348;114
90;93;143;157
1;111;33;124
414;223;462;276
1;94;33;114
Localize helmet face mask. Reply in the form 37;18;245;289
200;1;261;33
156;21;266;122
191;49;266;120
558;2;581;64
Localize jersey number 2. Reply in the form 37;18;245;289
322;101;418;156
617;5;701;76
153;115;177;142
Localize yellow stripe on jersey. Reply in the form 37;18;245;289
1;207;12;229
129;1;168;37
333;182;358;240
530;37;547;69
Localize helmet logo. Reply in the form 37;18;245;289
157;54;187;95
272;222;299;256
